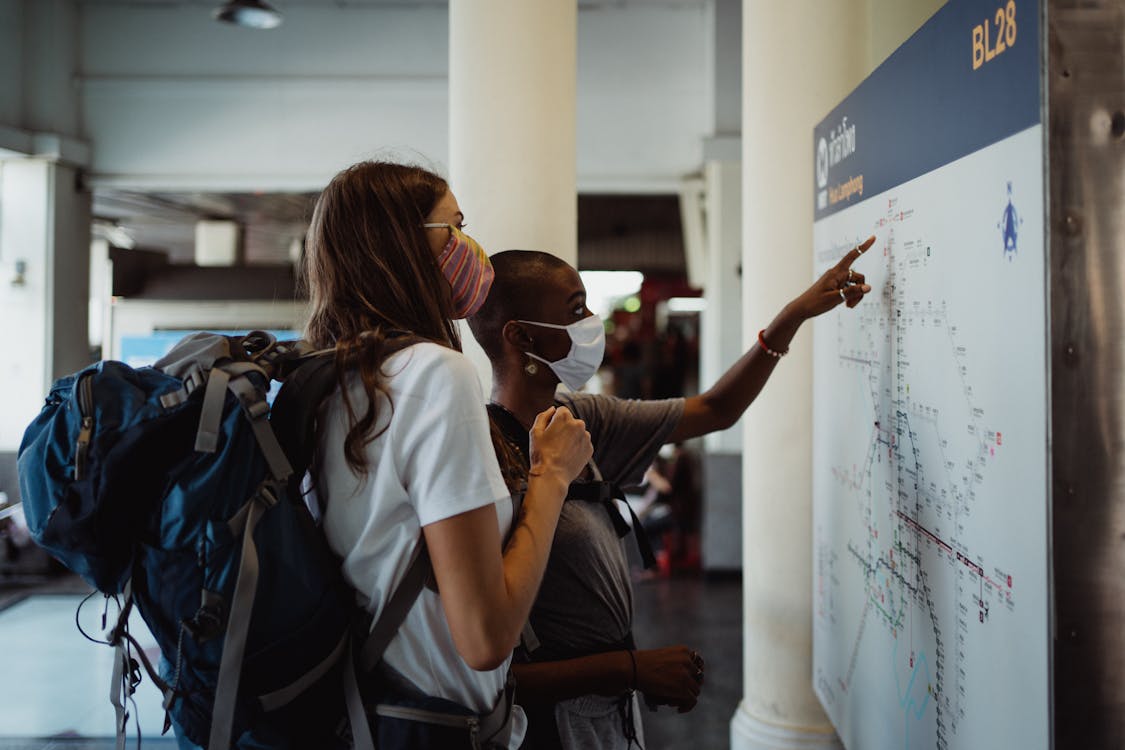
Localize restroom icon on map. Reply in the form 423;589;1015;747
999;181;1022;260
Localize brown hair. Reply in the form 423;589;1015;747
303;161;458;474
303;160;523;494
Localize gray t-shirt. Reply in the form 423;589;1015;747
527;393;684;659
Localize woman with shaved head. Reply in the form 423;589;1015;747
468;238;873;750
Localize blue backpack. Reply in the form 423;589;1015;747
17;331;429;750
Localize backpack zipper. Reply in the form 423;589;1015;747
74;372;95;481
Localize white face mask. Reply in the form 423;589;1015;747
519;314;606;391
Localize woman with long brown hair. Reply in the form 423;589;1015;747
303;161;592;749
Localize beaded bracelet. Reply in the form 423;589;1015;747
758;329;788;358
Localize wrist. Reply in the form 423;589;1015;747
622;649;638;693
765;304;803;347
525;469;570;501
777;300;807;331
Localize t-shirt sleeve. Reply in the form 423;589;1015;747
390;345;511;527
557;392;685;488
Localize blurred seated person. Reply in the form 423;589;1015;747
637;443;700;575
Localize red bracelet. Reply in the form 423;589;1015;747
758;329;788;358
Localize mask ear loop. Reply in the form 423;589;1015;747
516;319;565;376
421;223;456;261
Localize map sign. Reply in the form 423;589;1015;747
811;2;1050;748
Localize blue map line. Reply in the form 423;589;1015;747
893;639;932;749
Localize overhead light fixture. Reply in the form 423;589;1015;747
213;0;283;30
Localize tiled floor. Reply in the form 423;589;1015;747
0;574;742;750
634;575;742;750
0;592;171;746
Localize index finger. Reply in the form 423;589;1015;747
835;235;876;271
548;405;574;426
532;406;557;431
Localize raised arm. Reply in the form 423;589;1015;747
424;406;592;671
667;236;875;443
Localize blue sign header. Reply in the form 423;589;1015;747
813;0;1042;220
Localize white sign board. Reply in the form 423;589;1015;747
811;2;1050;748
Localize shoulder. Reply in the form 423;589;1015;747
555;392;624;422
386;342;480;389
392;340;471;370
383;342;487;421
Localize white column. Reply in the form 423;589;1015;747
701;160;743;455
447;1;577;264
447;0;577;388
699;158;744;570
695;0;745;571
733;1;866;748
0;159;92;451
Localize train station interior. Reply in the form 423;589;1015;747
0;1;1121;748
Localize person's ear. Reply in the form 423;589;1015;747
502;320;534;351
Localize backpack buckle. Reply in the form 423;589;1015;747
243;397;270;421
184;590;226;643
257;484;281;508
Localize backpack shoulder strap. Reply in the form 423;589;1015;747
270;340;435;706
270;352;338;474
358;548;432;673
270;333;425;473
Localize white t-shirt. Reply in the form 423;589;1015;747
312;342;519;730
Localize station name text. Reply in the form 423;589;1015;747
972;0;1017;70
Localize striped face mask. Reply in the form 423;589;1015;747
423;224;495;318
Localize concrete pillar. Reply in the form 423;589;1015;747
447;0;577;264
447;0;577;387
696;0;744;571
0;159;92;451
733;0;866;747
700;158;743;570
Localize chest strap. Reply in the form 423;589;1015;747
564;476;656;569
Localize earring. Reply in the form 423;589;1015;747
524;360;538;376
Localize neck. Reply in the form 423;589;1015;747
491;366;558;429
